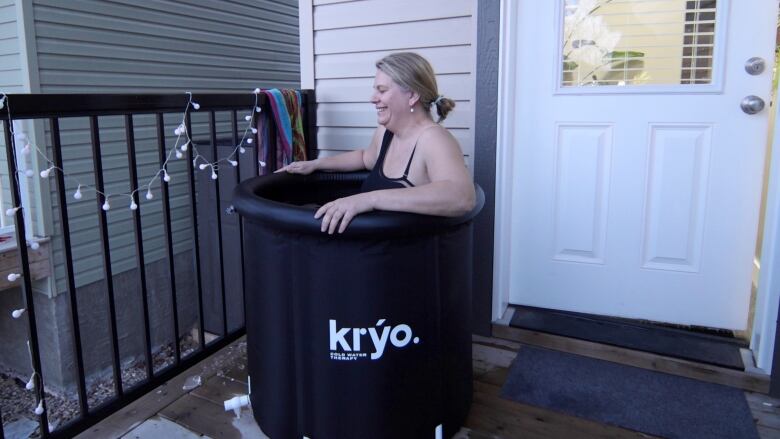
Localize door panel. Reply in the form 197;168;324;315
508;0;776;329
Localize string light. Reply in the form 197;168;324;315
0;89;265;423
0;90;261;214
39;167;55;178
25;372;35;390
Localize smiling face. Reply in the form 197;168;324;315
370;69;413;129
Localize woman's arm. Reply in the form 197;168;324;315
315;128;476;234
276;127;384;174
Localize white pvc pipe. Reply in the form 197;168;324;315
224;395;251;418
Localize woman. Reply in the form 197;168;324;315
276;52;476;234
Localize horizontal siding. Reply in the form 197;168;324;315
314;17;471;54
0;0;21;226
317;101;473;129
313;0;470;30
30;0;300;291
315;46;472;79
315;74;473;103
308;0;475;171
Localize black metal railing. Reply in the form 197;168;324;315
0;91;317;438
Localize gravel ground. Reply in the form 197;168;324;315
1;334;203;437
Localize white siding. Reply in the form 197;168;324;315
301;0;477;168
0;0;23;224
26;0;300;291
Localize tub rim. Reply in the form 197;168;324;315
232;171;485;237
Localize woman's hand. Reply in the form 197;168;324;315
275;159;318;175
314;193;375;234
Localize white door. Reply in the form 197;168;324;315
506;0;777;329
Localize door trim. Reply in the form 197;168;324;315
492;0;518;321
753;104;780;374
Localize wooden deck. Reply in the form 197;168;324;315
77;326;780;439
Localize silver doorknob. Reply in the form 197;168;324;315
745;57;766;75
741;95;765;114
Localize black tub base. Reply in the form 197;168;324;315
234;172;484;439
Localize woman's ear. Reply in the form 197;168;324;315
408;91;420;107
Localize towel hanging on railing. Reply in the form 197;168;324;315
256;89;307;174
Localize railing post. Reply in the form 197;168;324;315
184;112;206;351
156;113;181;364
125;114;154;379
208;111;228;336
50;117;89;417
89;115;123;399
3;119;49;437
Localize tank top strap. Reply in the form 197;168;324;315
402;146;417;178
377;130;394;165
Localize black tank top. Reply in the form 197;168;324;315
360;130;417;193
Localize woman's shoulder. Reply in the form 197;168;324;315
419;124;458;150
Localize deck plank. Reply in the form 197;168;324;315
191;375;249;406
159;394;250;439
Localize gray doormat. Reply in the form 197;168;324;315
510;306;745;369
501;347;758;439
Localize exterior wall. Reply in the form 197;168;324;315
26;0;301;291
300;0;477;170
0;0;24;223
0;0;301;390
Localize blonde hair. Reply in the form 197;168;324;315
375;52;456;123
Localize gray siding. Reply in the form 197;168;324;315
27;0;300;291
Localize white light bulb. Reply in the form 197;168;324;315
29;242;39;250
244;115;251;121
12;308;25;318
174;127;182;136
239;147;246;154
146;190;154;200
251;127;258;134
199;164;208;170
102;200;110;211
256;106;262;113
228;159;238;167
6;207;19;217
181;141;189;151
163;171;171;182
25;169;34;178
39;169;51;178
259;160;267;167
176;150;183;159
74;186;82;200
34;400;44;415
192;102;200;110
254;88;261;94
130;200;138;210
246;138;253;144
211;172;218;180
22;144;31;155
7;273;20;282
25;373;34;390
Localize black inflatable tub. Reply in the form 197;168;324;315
232;171;484;439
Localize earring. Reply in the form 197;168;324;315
410;107;414;113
